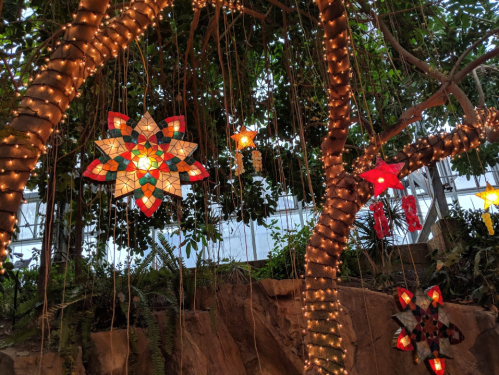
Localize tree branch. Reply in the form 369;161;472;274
388;108;499;177
449;27;499;79
350;115;374;137
472;69;485;107
352;84;449;172
361;2;446;83
454;46;499;83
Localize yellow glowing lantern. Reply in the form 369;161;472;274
475;182;499;209
231;125;258;150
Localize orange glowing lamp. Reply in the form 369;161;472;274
359;157;405;197
429;358;445;375
231;125;258;150
475;182;499;210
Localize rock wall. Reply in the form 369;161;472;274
1;280;498;375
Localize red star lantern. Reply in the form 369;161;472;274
231;125;258;150
359;157;405;197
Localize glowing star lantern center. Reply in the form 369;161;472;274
83;111;209;217
137;155;153;170
359;157;405;197
231;125;258;150
475;182;499;210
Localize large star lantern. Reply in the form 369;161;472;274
475;182;499;210
360;157;405;197
231;125;258;150
83;112;209;217
393;286;464;375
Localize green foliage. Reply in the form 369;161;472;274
451;143;499;180
253;218;313;280
352;196;407;283
426;206;499;307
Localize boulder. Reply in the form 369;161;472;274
0;346;85;375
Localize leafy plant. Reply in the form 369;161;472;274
426;206;499;307
254;218;313;280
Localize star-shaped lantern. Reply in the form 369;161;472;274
231;125;258;150
83;112;209;217
475;182;499;210
393;286;464;375
359;157;405;197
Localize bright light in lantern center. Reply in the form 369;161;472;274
377;177;385;183
487;193;498;201
241;136;249;145
137;156;152;170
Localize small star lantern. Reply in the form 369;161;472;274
231;125;258;150
84;112;209;217
475;182;499;210
359;157;405;196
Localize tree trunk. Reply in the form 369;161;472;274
305;172;371;374
0;0;169;267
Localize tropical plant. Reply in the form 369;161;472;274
426;207;499;308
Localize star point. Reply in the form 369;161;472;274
475;182;499;210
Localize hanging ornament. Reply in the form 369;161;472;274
369;201;390;239
359;157;405;196
429;358;446;375
251;150;262;172
402;195;422;232
84;112;209;217
481;212;495;235
475;182;499;209
392;286;464;375
235;152;245;176
231;125;258;150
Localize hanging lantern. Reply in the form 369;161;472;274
252;150;262;172
429;358;445;375
231;125;258;150
84;112;209;217
359;157;405;196
401;195;422;232
481;212;495;235
369;201;390;239
392;286;464;375
235;152;245;176
475;182;499;209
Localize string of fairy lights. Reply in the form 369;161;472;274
0;2;498;375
